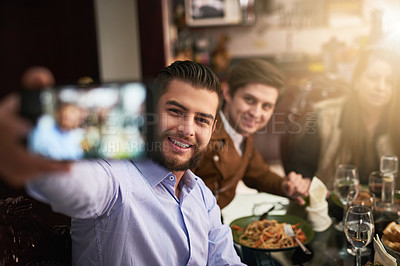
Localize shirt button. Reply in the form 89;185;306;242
169;176;175;181
213;155;219;162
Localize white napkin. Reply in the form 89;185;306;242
373;234;397;266
305;177;332;232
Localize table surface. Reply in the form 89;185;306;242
222;188;376;266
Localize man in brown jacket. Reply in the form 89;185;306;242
192;59;311;209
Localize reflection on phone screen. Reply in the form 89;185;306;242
27;82;149;160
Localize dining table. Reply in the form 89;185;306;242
222;188;377;266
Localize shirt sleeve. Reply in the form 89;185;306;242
26;160;120;219
200;181;245;266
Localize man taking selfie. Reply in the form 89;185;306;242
0;61;244;265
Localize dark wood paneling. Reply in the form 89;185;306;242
137;0;166;80
0;0;100;228
0;0;99;97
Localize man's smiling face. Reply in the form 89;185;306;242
223;83;278;137
155;79;219;171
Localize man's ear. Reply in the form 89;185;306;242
212;119;217;133
221;82;231;104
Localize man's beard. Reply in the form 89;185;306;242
151;133;206;171
154;147;205;171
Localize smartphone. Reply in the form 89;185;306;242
20;82;153;161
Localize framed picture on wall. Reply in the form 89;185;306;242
185;0;242;26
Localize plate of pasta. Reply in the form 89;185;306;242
230;214;314;251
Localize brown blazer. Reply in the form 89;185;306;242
192;116;285;209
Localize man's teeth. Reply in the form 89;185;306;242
170;138;190;148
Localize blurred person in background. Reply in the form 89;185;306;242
192;58;311;209
29;102;84;160
286;47;400;188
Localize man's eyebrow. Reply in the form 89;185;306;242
166;100;214;120
197;112;214;121
166;100;188;111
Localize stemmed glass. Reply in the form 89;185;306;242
344;205;374;266
333;164;360;231
346;190;375;256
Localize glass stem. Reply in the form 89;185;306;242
342;203;347;225
356;249;361;266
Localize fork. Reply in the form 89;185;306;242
283;223;312;255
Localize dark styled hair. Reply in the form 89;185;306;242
226;59;285;97
153;60;222;112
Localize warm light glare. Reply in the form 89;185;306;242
366;0;400;49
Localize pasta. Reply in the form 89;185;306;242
233;219;307;249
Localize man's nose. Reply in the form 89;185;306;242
177;117;195;136
249;104;263;117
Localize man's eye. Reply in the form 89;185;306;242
168;109;182;116
244;97;254;104
262;103;273;110
196;117;210;125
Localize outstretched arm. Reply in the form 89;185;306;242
26;160;120;219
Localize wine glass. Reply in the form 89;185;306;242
344;205;374;266
346;190;375;256
333;164;360;231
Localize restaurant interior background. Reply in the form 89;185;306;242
0;0;396;188
162;0;390;165
2;0;391;162
0;0;399;264
0;0;399;240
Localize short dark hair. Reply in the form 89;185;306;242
154;60;223;111
227;59;285;97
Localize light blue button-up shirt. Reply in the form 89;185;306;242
26;159;244;265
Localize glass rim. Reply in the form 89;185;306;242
337;164;358;169
381;155;399;160
369;170;383;177
347;205;373;213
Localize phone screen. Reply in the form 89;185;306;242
22;82;152;161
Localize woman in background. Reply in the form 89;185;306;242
287;47;400;188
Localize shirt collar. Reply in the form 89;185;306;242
219;110;245;155
133;159;197;190
132;159;170;187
